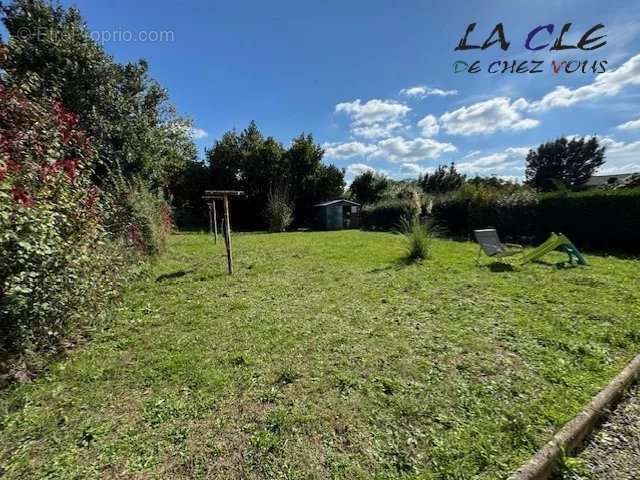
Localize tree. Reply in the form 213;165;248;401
285;133;344;222
206;123;344;228
0;0;196;190
466;175;519;189
420;163;465;194
349;170;389;205
207;122;287;226
285;133;325;205
168;159;211;228
525;137;606;191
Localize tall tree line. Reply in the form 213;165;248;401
195;121;345;229
0;0;197;192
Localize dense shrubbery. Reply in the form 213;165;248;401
0;0;198;187
431;184;539;242
0;86;117;354
419;163;465;194
431;184;640;251
102;176;173;255
0;85;173;364
0;0;189;371
361;197;421;230
535;188;640;250
359;175;640;251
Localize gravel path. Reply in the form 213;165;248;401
559;384;640;479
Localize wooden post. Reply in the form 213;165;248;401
223;195;233;274
208;203;213;235
202;190;243;275
212;200;218;244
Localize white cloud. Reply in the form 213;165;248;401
440;97;539;136
400;85;458;98
346;163;377;176
371;136;456;163
529;53;640;111
596;136;640;173
417;114;439;137
324;136;456;163
457;146;531;175
335;98;410;125
495;175;524;184
399;163;428;176
335;99;411;139
351;122;404;139
189;127;209;140
617;118;640;131
323;141;378;159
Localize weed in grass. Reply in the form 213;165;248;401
399;217;433;262
275;367;301;385
229;354;248;367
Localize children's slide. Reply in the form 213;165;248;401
520;233;587;265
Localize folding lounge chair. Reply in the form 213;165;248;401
473;229;523;265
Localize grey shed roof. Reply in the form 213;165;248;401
313;199;361;208
584;173;638;187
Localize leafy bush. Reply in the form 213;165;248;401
400;217;432;261
0;85;126;355
431;184;539;241
264;187;293;232
102;175;173;255
360;198;421;230
0;84;172;369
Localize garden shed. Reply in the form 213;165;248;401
313;199;361;230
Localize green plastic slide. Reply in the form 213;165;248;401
520;233;587;265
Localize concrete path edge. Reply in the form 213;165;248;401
508;353;640;480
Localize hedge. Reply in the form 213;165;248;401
536;189;640;251
1;86;172;369
360;198;420;230
431;187;640;252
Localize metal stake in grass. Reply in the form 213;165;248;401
202;190;245;275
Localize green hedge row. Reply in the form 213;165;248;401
360;198;420;230
431;187;640;251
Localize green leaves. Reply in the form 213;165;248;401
206;123;346;227
525;136;606;191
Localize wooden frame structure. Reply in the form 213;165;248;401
202;190;245;274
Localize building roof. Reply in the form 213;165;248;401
584;173;638;187
313;199;361;208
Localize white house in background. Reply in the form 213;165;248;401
584;172;640;188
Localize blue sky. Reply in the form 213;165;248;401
3;0;640;181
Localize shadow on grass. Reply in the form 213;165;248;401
487;262;515;272
484;259;581;272
155;269;195;282
532;259;581;270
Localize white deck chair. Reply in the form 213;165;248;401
473;229;523;264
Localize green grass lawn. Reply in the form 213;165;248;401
1;231;639;479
